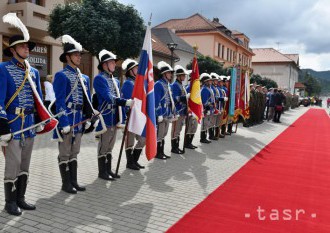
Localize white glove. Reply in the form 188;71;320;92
0;133;12;147
186;93;191;99
157;116;163;123
125;99;134;107
224;97;228;102
61;126;71;134
36;124;44;133
93;119;100;128
85;121;92;130
206;110;211;116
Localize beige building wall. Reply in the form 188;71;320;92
178;33;214;59
252;63;299;93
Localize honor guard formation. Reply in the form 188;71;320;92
0;13;297;216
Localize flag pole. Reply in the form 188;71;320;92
115;109;131;176
182;45;198;153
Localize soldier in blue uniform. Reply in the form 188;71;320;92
209;73;221;140
94;50;133;180
220;76;230;136
53;35;95;194
170;65;189;154
184;72;198;149
154;61;176;159
0;13;51;215
216;76;228;138
121;58;145;170
200;73;215;143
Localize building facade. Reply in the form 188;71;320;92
1;0;105;87
252;48;300;93
155;14;254;68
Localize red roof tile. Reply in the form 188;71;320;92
252;48;294;63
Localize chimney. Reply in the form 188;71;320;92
213;17;219;23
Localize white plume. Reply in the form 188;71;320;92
98;49;116;61
174;64;184;71
62;35;82;51
157;61;171;70
122;58;137;70
3;13;29;41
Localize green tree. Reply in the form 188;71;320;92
250;74;278;88
48;0;145;58
303;73;321;96
186;55;227;74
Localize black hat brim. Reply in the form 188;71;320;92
97;58;118;71
3;41;36;57
60;50;86;63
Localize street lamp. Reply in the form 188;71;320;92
167;42;178;67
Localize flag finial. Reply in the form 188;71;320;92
193;44;198;56
148;13;152;26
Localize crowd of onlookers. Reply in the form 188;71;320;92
243;84;300;127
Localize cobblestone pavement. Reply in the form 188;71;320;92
0;107;309;233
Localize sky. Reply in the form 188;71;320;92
117;0;330;71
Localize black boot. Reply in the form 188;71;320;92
106;153;120;178
133;148;145;169
58;160;77;194
184;135;195;149
226;123;233;135
162;139;171;158
209;127;218;140
4;181;21;216
177;138;184;154
69;160;86;191
190;134;198;149
200;131;211;143
98;156;114;181
126;149;140;170
155;141;167;159
17;174;36;210
171;138;182;154
221;125;226;137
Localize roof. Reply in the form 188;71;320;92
252;48;296;63
155;13;252;53
152;28;198;55
294;82;305;89
155;13;216;32
285;54;299;65
151;32;179;59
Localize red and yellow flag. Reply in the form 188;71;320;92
188;56;203;123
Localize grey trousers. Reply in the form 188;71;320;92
58;132;82;162
201;115;212;131
268;107;275;121
126;131;145;150
98;126;117;156
157;120;170;142
186;116;198;135
171;115;185;139
215;112;223;127
4;138;34;182
210;114;217;128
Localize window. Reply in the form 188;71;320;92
8;0;18;3
222;45;225;59
227;48;229;61
218;43;221;57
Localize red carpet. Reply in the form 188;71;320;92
167;109;330;233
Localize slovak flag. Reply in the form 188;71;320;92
127;22;157;160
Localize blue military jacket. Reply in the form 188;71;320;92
201;85;215;113
0;58;41;140
121;76;135;119
93;71;126;129
154;77;175;119
52;65;91;139
171;80;187;116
